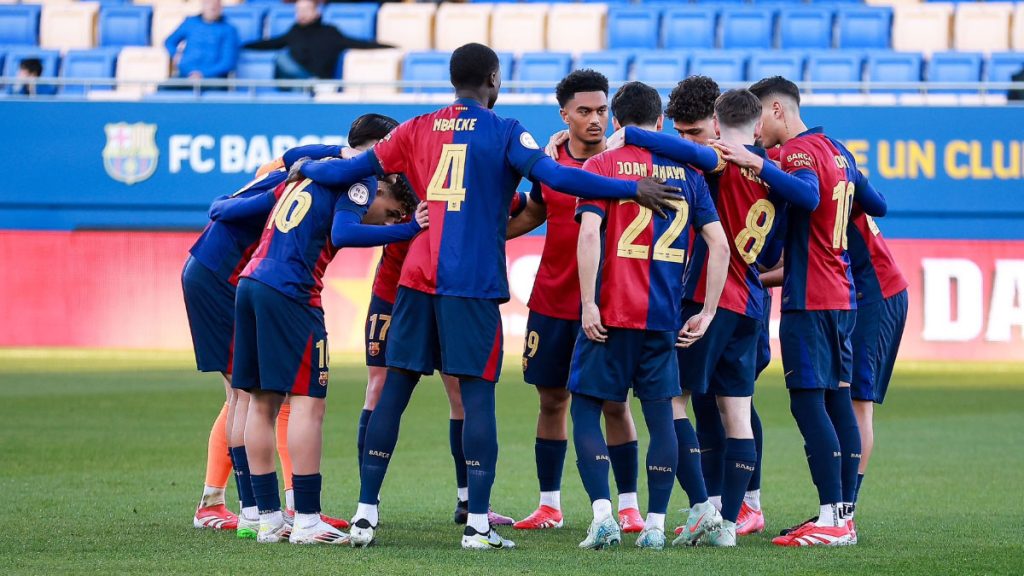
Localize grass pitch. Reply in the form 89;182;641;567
0;349;1022;575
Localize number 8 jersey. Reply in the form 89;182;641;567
578;144;719;332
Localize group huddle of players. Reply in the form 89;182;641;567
182;42;908;551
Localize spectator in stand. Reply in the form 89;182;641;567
1009;65;1024;102
243;0;392;80
13;58;43;96
164;0;240;82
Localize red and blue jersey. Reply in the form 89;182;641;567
189;169;286;286
578;145;719;332
846;205;908;304
369;97;547;302
241;175;376;308
371;228;411;305
779;127;859;312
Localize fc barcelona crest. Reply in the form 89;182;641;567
368;342;381;357
319;370;329;387
103;122;159;185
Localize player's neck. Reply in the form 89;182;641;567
718;127;754;147
567;137;605;160
454;90;489;108
781;117;809;144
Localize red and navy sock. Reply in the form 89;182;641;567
825;387;862;504
292;473;321;515
608;440;639;496
535;437;567;493
721;438;757;523
359;369;418;505
571;394;611;505
229;446;256;510
673;418;709;507
460;379;498;515
789;389;842;505
450;418;468;493
640;399;677;515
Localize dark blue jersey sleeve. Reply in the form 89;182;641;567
283;144;342;170
300;151;378;186
528;180;544;204
853;170;887;217
623;126;724;173
528;156;638;200
758;206;787;270
759;159;820;212
331;210;422;248
505;121;548;179
208;191;276;222
690;176;720;229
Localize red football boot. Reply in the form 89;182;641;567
193;504;239;531
736;502;766;535
513;505;564;530
618;508;644;534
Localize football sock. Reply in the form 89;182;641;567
535;438;568;498
460;379;498;516
250;472;281;515
540;491;561;510
855;473;865;503
360;369;419;505
285;489;294;511
450;418;468;491
750;403;763;492
356;409;372;474
789;389;842;506
457;487;468;501
673;418;708;507
644;512;666;532
202;403;232;503
292;473;321;515
467;513;490;534
617;492;638;512
571;394;611;505
692;392;725;498
721;438;757;523
608;440;639;498
229;446;256;511
355;502;378;526
276;402;293;492
296;512;320;530
709;495;722;511
816;503;842;528
200;486;226;509
592;499;613;521
641;398;677;515
825;387;862;504
744;489;761;511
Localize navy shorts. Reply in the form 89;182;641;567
677;302;759;397
231;278;330;398
755;290;772;378
182;256;235;374
851;289;908;404
523;310;581;388
779;309;855;391
568;328;681;403
386;287;503;382
364;294;394;368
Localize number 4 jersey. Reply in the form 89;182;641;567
578;144;719;331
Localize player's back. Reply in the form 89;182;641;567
846;207;908;304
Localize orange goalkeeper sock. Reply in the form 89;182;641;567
277;402;294;493
200;403;231;508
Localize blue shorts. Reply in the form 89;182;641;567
568;328;681;403
364;294;394;368
677;302;759;398
231;278;330;398
386;287;503;382
780;309;855;391
523;310;581;388
755;290;772;378
182;256;235;374
851;289;908;404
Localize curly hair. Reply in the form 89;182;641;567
384;175;418;216
555;69;609;107
665;75;720;124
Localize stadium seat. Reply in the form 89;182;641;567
222;5;266;45
927;51;982;94
892;4;952;56
987;52;1024;94
322;3;377;43
266;6;295;39
517;52;572;94
376;3;435;52
806;51;864;93
634;51;687;86
721;8;776;50
490;4;546;53
98;5;152;48
547;4;606;53
341;48;402;97
747;52;805;82
402;51;451;94
3;48;59;95
0;4;41;46
576;51;630;84
607;6;660;51
496;51;513;82
115;46;168;97
151;3;200;48
779;7;834;50
234;50;275;94
60;48;118;95
434;3;490;52
836;6;892;49
866;51;922;93
954;3;1012;54
1015;4;1024;51
689;51;746;84
40;2;98;51
661;7;717;50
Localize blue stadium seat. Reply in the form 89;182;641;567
266;6;296;39
928;52;983;94
662;7;717;50
60;48;118;95
223;6;267;45
836;7;892;50
634;51;688;86
322;3;377;42
806;51;864;93
607;6;661;51
987;53;1024;95
866;52;922;93
3;48;59;95
747;52;805;82
496;51;514;82
403;51;452;94
0;4;41;46
721;8;776;50
779;7;834;50
576;51;631;84
517;52;572;94
235;50;277;94
689;51;747;83
98;6;152;48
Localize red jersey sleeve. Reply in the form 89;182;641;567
780;139;818;175
371;120;413;174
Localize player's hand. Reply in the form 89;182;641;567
545;130;570;159
712;140;764;172
635;178;681;219
340;146;360;160
582;302;607;343
606;127;626;151
677;309;716;348
287;157;310;183
413;202;429;229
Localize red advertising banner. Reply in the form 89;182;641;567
1;231;1021;361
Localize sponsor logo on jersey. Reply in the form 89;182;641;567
103;122;159;185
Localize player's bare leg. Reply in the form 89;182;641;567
851;398;873;542
515;387;569;530
707;395;757;546
603;401;643;532
671;393;721;546
244;391;290;543
285;395;348;544
228;388;260;538
194;374;238;530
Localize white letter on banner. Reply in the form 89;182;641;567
245;136;271;174
221;136;246;174
190;135;215;174
271;136;297;159
921;258;983;342
985;260;1024;342
168;135;191;174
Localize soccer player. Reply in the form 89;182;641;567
508;69;644;533
570;80;729;551
297;43;682;550
721;76;887;547
232;121;424;546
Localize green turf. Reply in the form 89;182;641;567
1;349;1022;575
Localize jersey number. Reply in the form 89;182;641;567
831;180;855;250
268;179;313;234
427;144;468;211
367;313;392;342
315;338;328;369
734;199;776;264
616;199;689;264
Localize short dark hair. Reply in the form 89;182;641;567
665;75;719;124
611;81;662;128
348;113;399;148
714;89;762;129
749;75;801;106
555;69;609;108
384;174;418;215
449;43;499;90
19;58;42;77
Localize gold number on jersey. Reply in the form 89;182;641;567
616;199;653;260
368;313;392;342
616;198;689;264
734;199;776;264
315;338;329;369
268;179;313;233
831;181;855;250
427;143;468;211
525;330;540;358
